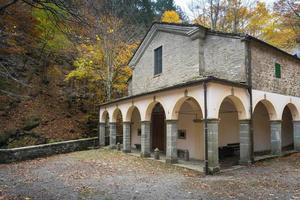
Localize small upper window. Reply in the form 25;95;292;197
154;46;162;75
275;63;281;78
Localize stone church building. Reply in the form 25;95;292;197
99;22;300;174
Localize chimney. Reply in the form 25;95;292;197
293;37;300;58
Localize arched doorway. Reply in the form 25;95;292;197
131;107;142;151
177;98;204;160
151;103;166;152
218;97;240;166
282;106;294;151
253;102;271;155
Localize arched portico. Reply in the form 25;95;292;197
121;106;142;153
253;99;282;156
175;97;204;160
108;108;123;148
281;105;294;151
99;110;110;146
218;95;251;166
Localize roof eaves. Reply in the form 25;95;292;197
99;76;249;108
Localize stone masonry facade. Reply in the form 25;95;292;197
251;41;300;97
130;25;248;96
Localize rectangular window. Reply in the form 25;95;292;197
154;46;162;75
275;63;281;78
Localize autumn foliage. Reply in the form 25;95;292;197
161;10;181;23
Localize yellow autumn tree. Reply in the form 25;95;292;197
161;10;181;23
65;15;137;103
245;2;297;50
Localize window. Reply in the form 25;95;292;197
177;130;186;139
154;46;162;75
275;63;281;78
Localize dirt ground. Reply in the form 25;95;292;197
1;149;300;200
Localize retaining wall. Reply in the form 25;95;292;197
0;137;98;163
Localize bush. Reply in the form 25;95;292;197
23;116;41;131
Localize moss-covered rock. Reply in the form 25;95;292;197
23;116;41;131
0;129;19;147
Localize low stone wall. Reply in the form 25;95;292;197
0;137;98;164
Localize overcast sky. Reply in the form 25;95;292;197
174;0;277;20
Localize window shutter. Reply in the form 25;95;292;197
275;63;281;78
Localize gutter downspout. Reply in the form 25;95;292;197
204;80;209;175
244;36;254;162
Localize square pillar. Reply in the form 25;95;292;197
141;121;151;157
109;122;117;149
99;122;106;146
166;120;178;164
207;119;220;174
239;120;252;165
270;120;282;155
123;122;131;153
293;121;300;151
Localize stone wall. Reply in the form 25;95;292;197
132;31;201;95
203;34;246;83
0;137;98;163
251;41;300;97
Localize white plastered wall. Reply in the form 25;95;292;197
218;100;240;147
177;101;204;160
253;102;271;152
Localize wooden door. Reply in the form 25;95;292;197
151;104;166;152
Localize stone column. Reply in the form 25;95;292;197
239;120;252;164
99;122;106;146
166;120;178;164
123;122;131;153
109;122;117;149
141;121;151;157
207;119;220;174
293;121;300;151
270;120;282;155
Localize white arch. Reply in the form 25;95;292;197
125;105;141;122
171;96;203;120
217;95;248;120
282;103;300;121
144;101;166;121
253;99;278;120
100;110;109;123
111;108;123;123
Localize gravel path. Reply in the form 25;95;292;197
1;149;300;200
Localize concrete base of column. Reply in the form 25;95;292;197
270;121;282;155
294;121;300;151
99;123;106;147
239;120;252;165
141;121;151;158
166;120;178;164
123;122;131;153
109;123;116;149
207;166;220;175
207;119;220;174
